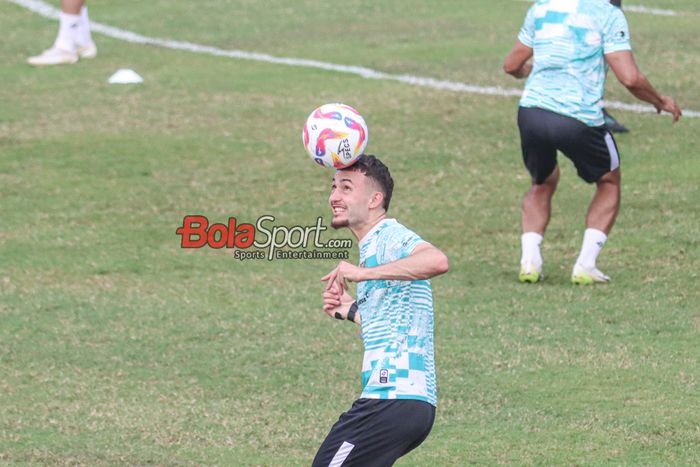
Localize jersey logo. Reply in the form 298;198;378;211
379;369;389;384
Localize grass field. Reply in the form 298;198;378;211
1;0;699;465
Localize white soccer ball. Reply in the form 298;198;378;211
302;103;368;169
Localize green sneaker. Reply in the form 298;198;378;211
519;262;542;283
571;264;610;285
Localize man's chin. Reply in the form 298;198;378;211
331;218;349;229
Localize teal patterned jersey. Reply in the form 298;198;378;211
357;219;437;407
518;0;632;126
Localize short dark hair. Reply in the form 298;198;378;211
342;154;394;211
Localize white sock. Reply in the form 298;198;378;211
520;232;543;267
77;6;95;48
53;12;80;52
576;228;607;269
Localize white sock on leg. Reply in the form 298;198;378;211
78;6;95;48
521;232;543;267
53;12;80;52
576;228;607;269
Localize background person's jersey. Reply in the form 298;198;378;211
357;219;437;407
518;0;631;126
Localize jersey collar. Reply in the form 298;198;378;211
358;218;397;249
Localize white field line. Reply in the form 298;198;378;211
8;0;699;118
624;5;678;16
513;0;694;17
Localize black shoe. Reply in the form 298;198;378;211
603;109;629;133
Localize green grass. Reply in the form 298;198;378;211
1;0;699;464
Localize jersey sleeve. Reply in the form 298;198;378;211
517;5;536;47
384;225;425;262
603;8;632;54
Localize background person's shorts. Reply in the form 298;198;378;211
518;106;620;184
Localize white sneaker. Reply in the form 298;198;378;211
77;42;97;59
519;262;543;283
27;46;78;66
571;263;610;285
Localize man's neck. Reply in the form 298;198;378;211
351;212;387;242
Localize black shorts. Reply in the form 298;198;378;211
517;106;620;184
312;399;436;467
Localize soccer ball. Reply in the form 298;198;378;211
302;103;368;169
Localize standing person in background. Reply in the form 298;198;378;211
504;0;681;285
28;0;97;66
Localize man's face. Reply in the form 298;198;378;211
328;169;374;229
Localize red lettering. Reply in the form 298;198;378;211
177;216;257;249
207;223;228;249
236;223;255;248
176;215;209;248
227;217;238;248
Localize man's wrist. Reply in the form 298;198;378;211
346;301;358;323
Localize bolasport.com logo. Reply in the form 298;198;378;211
175;215;352;261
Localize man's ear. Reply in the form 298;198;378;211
368;191;385;210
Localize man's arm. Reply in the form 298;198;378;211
605;50;682;122
322;243;448;291
503;41;533;79
361;243;448;281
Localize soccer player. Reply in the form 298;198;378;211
313;155;448;466
27;0;97;66
503;0;681;284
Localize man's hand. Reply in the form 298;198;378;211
322;281;359;323
655;95;682;123
321;261;366;293
503;41;534;79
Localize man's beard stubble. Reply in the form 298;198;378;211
331;218;349;229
